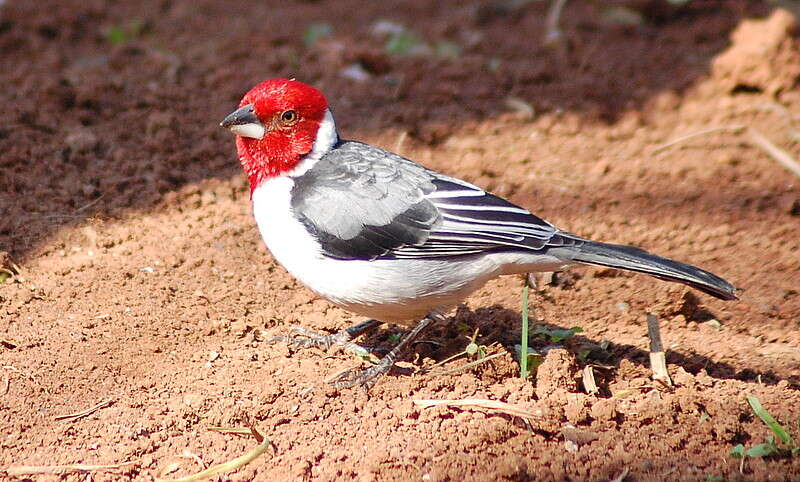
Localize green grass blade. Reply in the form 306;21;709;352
747;396;795;446
520;282;530;379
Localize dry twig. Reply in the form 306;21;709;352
413;398;541;420
425;352;504;377
155;427;271;482
207;426;258;437
652;125;746;153
2;365;45;392
652;123;800;180
582;365;599;395
6;461;137;477
55;398;115;422
749;128;800;179
647;314;672;386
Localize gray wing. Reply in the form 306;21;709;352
291;141;440;259
291;140;564;260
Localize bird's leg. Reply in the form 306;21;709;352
331;313;440;390
269;319;382;358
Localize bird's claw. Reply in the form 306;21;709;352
329;362;392;390
268;324;373;358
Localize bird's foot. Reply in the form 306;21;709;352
272;314;440;390
328;358;395;390
330;314;439;390
268;319;381;359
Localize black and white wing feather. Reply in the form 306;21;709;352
391;177;560;258
289;141;738;301
291;140;563;260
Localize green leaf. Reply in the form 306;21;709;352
524;352;544;379
699;412;710;423
434;41;461;59
730;444;745;458
534;326;583;343
513;346;542;380
746;442;777;458
303;23;333;48
747;396;795;446
106;26;127;46
385;32;422;56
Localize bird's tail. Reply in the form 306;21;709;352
547;236;738;300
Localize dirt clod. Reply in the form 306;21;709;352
712;8;800;96
536;348;580;399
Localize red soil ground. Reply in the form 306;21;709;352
2;1;799;480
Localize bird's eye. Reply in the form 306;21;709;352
280;110;297;124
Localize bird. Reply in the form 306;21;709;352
220;78;737;388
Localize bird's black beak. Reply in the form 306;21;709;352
220;103;266;139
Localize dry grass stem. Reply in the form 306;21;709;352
748;128;800;179
652;125;746;153
207;426;259;437
394;131;408;153
155;429;271;482
55;398;115;422
2;365;46;392
425;352;504;377
413;398;541;420
6;461;137;476
180;450;206;470
544;0;568;47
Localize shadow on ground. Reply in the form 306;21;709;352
356;304;798;390
0;0;775;261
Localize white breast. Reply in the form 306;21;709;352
251;177;574;325
251;179;516;324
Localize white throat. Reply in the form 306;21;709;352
288;108;338;177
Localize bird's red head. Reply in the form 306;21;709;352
221;78;331;190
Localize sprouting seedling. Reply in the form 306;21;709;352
464;327;488;359
106;26;127;46
105;20;146;46
384;32;424;56
424;327;502;377
432;327;488;368
303;23;333;48
730;396;799;470
515;278;544;380
519;279;531;379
